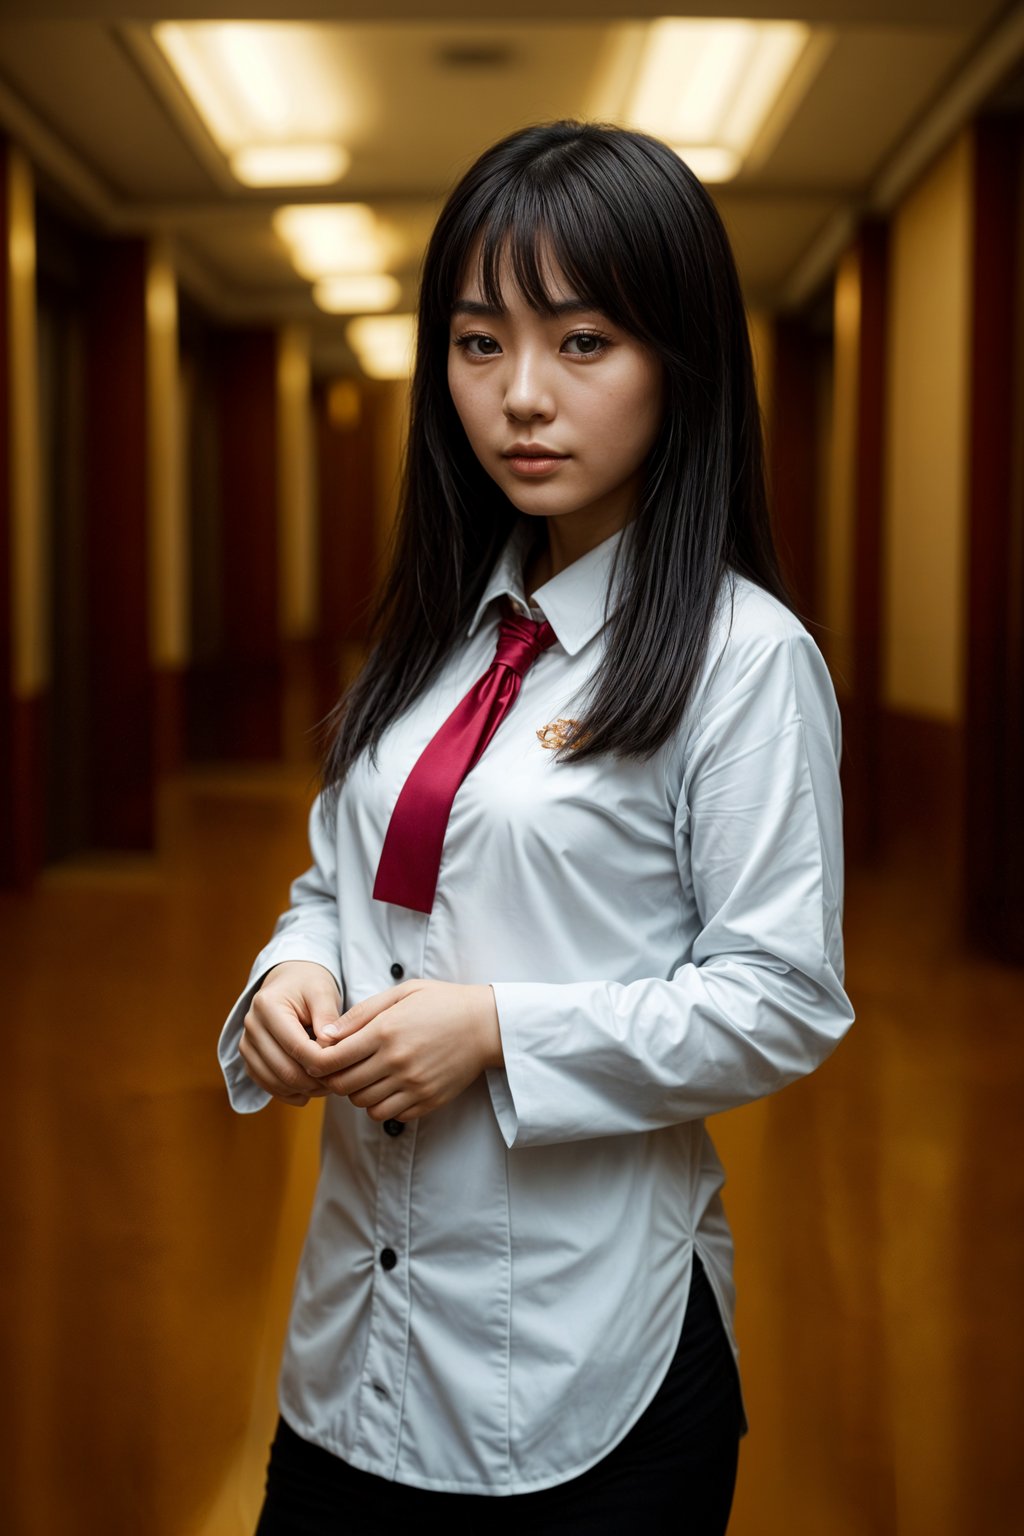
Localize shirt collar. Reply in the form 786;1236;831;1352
466;517;632;658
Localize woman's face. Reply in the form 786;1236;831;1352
447;234;665;546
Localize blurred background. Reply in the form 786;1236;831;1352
1;2;1022;1533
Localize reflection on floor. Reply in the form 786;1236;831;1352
1;761;1021;1536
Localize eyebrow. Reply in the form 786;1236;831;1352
450;297;599;319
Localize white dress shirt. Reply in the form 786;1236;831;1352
217;514;854;1495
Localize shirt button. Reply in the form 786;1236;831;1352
390;961;404;979
382;1119;405;1137
380;1248;398;1271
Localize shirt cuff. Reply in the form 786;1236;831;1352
487;979;595;1147
484;1065;519;1147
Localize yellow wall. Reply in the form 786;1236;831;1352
147;238;188;670
6;142;44;696
276;323;317;642
747;308;775;425
882;129;973;722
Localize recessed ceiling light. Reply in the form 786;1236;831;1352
346;314;417;380
231;144;350;187
625;18;810;183
671;145;742;183
314;274;401;314
273;204;393;280
153;21;363;188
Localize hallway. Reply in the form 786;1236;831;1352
2;753;1020;1535
2;5;1024;1531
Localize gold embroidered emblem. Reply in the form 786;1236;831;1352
537;718;588;751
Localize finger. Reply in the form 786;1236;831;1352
346;1076;400;1110
318;982;418;1044
306;989;345;1045
310;1010;344;1045
296;1016;397;1079
250;1051;328;1105
245;1008;332;1095
315;1030;398;1088
251;994;346;1081
319;1062;381;1098
305;988;423;1075
363;1091;424;1123
240;1032;304;1100
239;1036;313;1106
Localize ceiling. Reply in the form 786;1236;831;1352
0;2;1021;376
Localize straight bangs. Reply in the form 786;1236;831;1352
447;183;649;341
426;145;660;345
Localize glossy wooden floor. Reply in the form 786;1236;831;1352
1;757;1021;1535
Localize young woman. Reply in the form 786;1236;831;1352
218;118;854;1535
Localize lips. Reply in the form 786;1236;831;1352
502;445;568;458
503;449;569;477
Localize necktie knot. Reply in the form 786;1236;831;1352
493;604;557;676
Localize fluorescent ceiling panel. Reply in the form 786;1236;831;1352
153;21;368;185
272;203;394;279
625;18;811;181
232;144;350;187
314;274;401;313
347;314;417;379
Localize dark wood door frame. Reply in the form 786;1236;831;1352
965;113;1024;961
82;236;154;851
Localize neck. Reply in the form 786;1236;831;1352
524;508;633;596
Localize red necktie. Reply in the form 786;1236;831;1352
373;596;557;913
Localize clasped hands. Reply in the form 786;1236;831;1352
239;960;503;1123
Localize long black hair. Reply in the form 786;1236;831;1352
318;118;791;814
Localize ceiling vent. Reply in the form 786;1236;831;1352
435;43;516;71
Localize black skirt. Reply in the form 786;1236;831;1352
254;1250;743;1536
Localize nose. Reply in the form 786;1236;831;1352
502;345;555;422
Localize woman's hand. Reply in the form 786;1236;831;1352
304;980;502;1123
239;960;344;1107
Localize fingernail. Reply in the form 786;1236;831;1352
321;1025;340;1041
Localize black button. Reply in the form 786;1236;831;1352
390;961;404;979
383;1119;405;1137
380;1248;398;1271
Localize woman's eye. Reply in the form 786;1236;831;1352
452;333;500;356
563;331;610;358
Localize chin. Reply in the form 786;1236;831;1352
510;499;574;520
503;482;579;509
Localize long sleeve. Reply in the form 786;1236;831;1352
485;621;854;1147
216;790;344;1114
